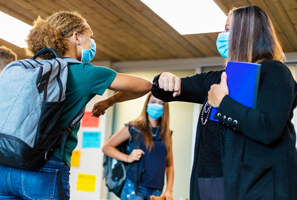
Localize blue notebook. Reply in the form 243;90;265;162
210;61;261;122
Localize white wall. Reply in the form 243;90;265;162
70;91;114;200
106;70;195;200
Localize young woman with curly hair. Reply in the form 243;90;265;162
0;11;151;200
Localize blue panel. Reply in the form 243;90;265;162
210;61;261;122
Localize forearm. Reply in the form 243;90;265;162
107;91;148;107
165;165;174;192
151;73;208;104
102;145;128;163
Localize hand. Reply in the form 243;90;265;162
161;190;174;200
208;72;229;108
127;149;145;163
91;99;111;117
158;72;181;97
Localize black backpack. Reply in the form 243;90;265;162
103;126;141;197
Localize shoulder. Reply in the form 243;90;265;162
259;60;296;88
125;123;142;134
69;62;116;74
260;60;290;75
125;123;133;132
84;63;116;73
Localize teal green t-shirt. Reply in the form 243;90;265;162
53;59;117;167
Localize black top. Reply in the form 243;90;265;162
126;124;167;190
198;104;226;178
151;60;297;200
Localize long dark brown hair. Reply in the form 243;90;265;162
129;93;171;154
227;5;284;63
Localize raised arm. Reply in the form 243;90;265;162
151;71;223;104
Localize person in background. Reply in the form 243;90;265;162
0;11;151;200
102;93;174;200
0;46;17;73
151;5;297;200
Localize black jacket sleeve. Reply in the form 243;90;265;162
214;60;297;145
151;71;223;104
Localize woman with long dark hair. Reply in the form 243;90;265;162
152;5;297;200
103;93;174;200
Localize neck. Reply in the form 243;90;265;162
63;50;78;59
148;117;159;127
63;40;79;60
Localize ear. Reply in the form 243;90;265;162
72;32;80;45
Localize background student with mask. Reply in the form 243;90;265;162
102;93;174;200
0;46;17;73
151;5;297;200
0;11;151;200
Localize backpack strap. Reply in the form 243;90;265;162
32;48;82;65
131;126;141;195
59;106;86;200
32;48;61;59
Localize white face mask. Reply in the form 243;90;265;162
74;33;96;62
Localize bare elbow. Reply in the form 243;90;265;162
102;144;107;154
143;80;152;93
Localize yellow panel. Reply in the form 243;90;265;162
70;150;81;168
76;174;97;193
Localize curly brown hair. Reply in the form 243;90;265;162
0;46;17;70
26;11;89;59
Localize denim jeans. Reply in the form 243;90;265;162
0;156;70;200
121;179;162;200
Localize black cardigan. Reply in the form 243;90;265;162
151;60;297;200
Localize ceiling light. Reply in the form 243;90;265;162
141;0;227;35
0;11;32;48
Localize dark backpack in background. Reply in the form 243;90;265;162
103;126;141;197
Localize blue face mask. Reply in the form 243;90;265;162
146;103;163;120
75;33;96;63
216;32;230;59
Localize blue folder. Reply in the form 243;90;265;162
210;61;261;122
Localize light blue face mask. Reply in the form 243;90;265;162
216;32;230;59
75;33;96;63
146;103;163;120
